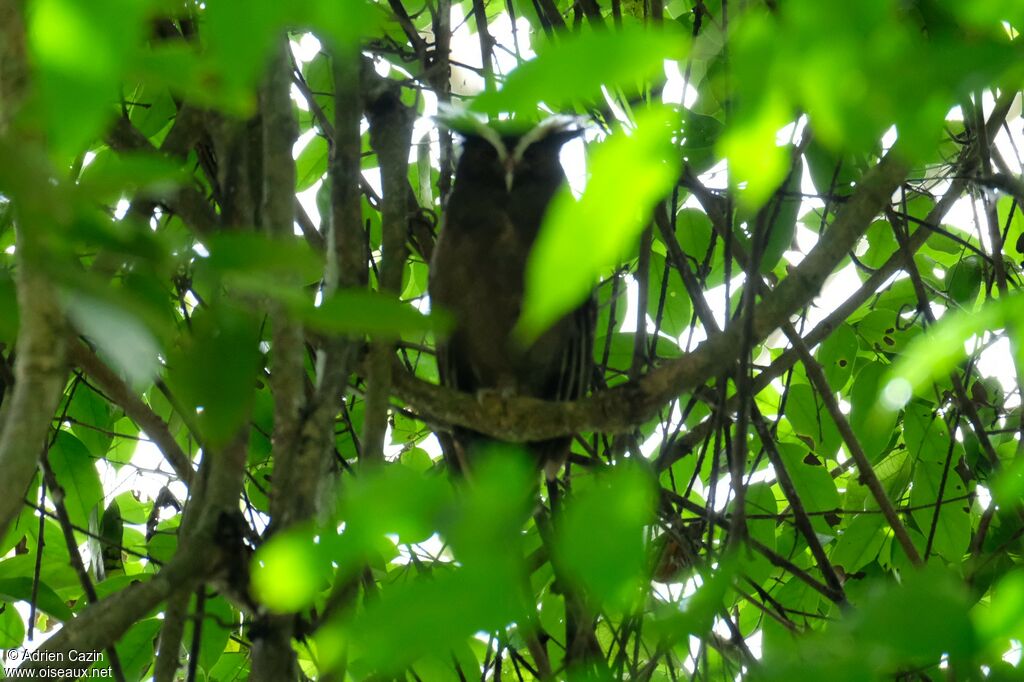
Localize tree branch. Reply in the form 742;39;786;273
68;340;194;484
390;151;910;440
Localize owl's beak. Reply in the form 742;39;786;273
504;158;515;192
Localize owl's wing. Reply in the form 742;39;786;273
552;295;597;402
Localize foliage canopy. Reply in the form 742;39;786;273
1;0;1024;680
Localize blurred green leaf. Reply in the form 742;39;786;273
27;0;151;157
554;464;656;610
880;292;1023;411
77;151;187;203
855;566;976;668
519;106;683;340
973;569;1024;650
718;89;791;209
66;290;162;389
759;152;802;273
472;25;688;115
202;233;323;285
165;303;260;448
303;290;451;339
252;522;329;613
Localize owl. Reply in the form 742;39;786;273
429;116;596;478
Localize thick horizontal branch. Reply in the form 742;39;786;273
390;152;910;440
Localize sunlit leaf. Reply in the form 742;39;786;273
519;106;682;340
251;523;329;613
880;293;1022;411
472;25;688;115
717;90;791;209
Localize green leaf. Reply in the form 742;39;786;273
295;134;329;191
165;303;261;448
302;290;451;339
554;464;656;610
27;0;149;157
784;383;840;458
0;577;74;621
519;106;683;340
68;385;113;458
759;153;802;273
65;290;162;389
776;442;840;536
814;324;857;391
804;139;862;198
680;110;724;175
858;220;899;270
252;522;329;613
944;254;983;306
0;603;25;648
472;24;688;115
902;402;952;464
829;513;885;573
880;292;1023;411
745;482;778;553
849;361;897;463
49;432;104;532
93;618;161;681
855;566;975;668
910;460;970;562
648;252;693;338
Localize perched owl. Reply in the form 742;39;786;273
429;116;596;478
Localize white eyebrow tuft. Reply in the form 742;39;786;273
435;104;510;160
510;115;580;163
476;123;509;162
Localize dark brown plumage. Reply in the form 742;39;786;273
429;118;595;478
